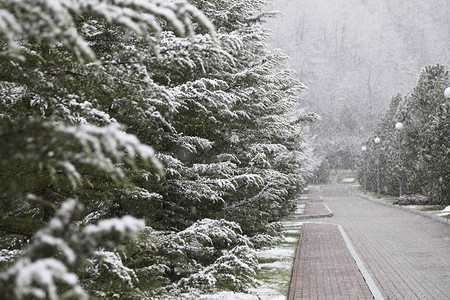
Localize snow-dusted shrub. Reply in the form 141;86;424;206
249;222;284;248
82;250;140;298
177;245;258;292
393;194;431;206
176;219;249;249
119;219;256;297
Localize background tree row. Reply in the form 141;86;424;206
358;64;449;205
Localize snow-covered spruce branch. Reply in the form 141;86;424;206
58;121;161;182
55;122;162;170
0;0;214;61
141;219;257;297
175;245;258;293
0;199;145;300
0;118;162;189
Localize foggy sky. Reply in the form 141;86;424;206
265;0;450;165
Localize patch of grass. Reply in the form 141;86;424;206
417;205;446;212
288;203;306;216
249;217;302;299
254;223;301;298
283;231;301;239
352;184;397;203
352;184;450;221
257;257;279;264
255;260;292;296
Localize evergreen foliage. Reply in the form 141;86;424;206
0;0;318;298
358;64;449;204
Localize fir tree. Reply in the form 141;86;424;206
0;0;319;298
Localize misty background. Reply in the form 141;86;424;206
266;0;450;170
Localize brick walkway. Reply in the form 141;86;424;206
292;185;450;300
289;223;374;300
305;202;331;216
307;186;322;201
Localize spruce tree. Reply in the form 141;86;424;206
1;0;319;298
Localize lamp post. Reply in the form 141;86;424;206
445;87;450;99
362;146;367;193
374;137;381;198
395;122;403;197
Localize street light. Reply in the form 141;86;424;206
395;122;403;197
374;137;381;198
361;146;367;193
445;87;450;98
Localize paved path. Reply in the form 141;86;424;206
305;185;450;300
304;202;331;216
289;223;374;300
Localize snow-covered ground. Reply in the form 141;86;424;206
437;206;450;217
405;205;450;218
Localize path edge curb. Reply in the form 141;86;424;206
287;201;334;220
338;225;385;300
289;212;333;220
287;226;304;300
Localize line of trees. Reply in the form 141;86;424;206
267;0;450;176
0;0;319;298
358;64;449;205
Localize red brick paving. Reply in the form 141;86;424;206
289;223;374;300
305;202;331;215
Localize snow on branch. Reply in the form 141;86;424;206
54;122;163;185
176;218;245;248
0;0;215;61
86;250;138;287
229;174;265;188
171;135;213;154
0;199;145;300
2;258;87;300
177;245;257;292
0;118;162;193
81;215;145;249
192;161;237;177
